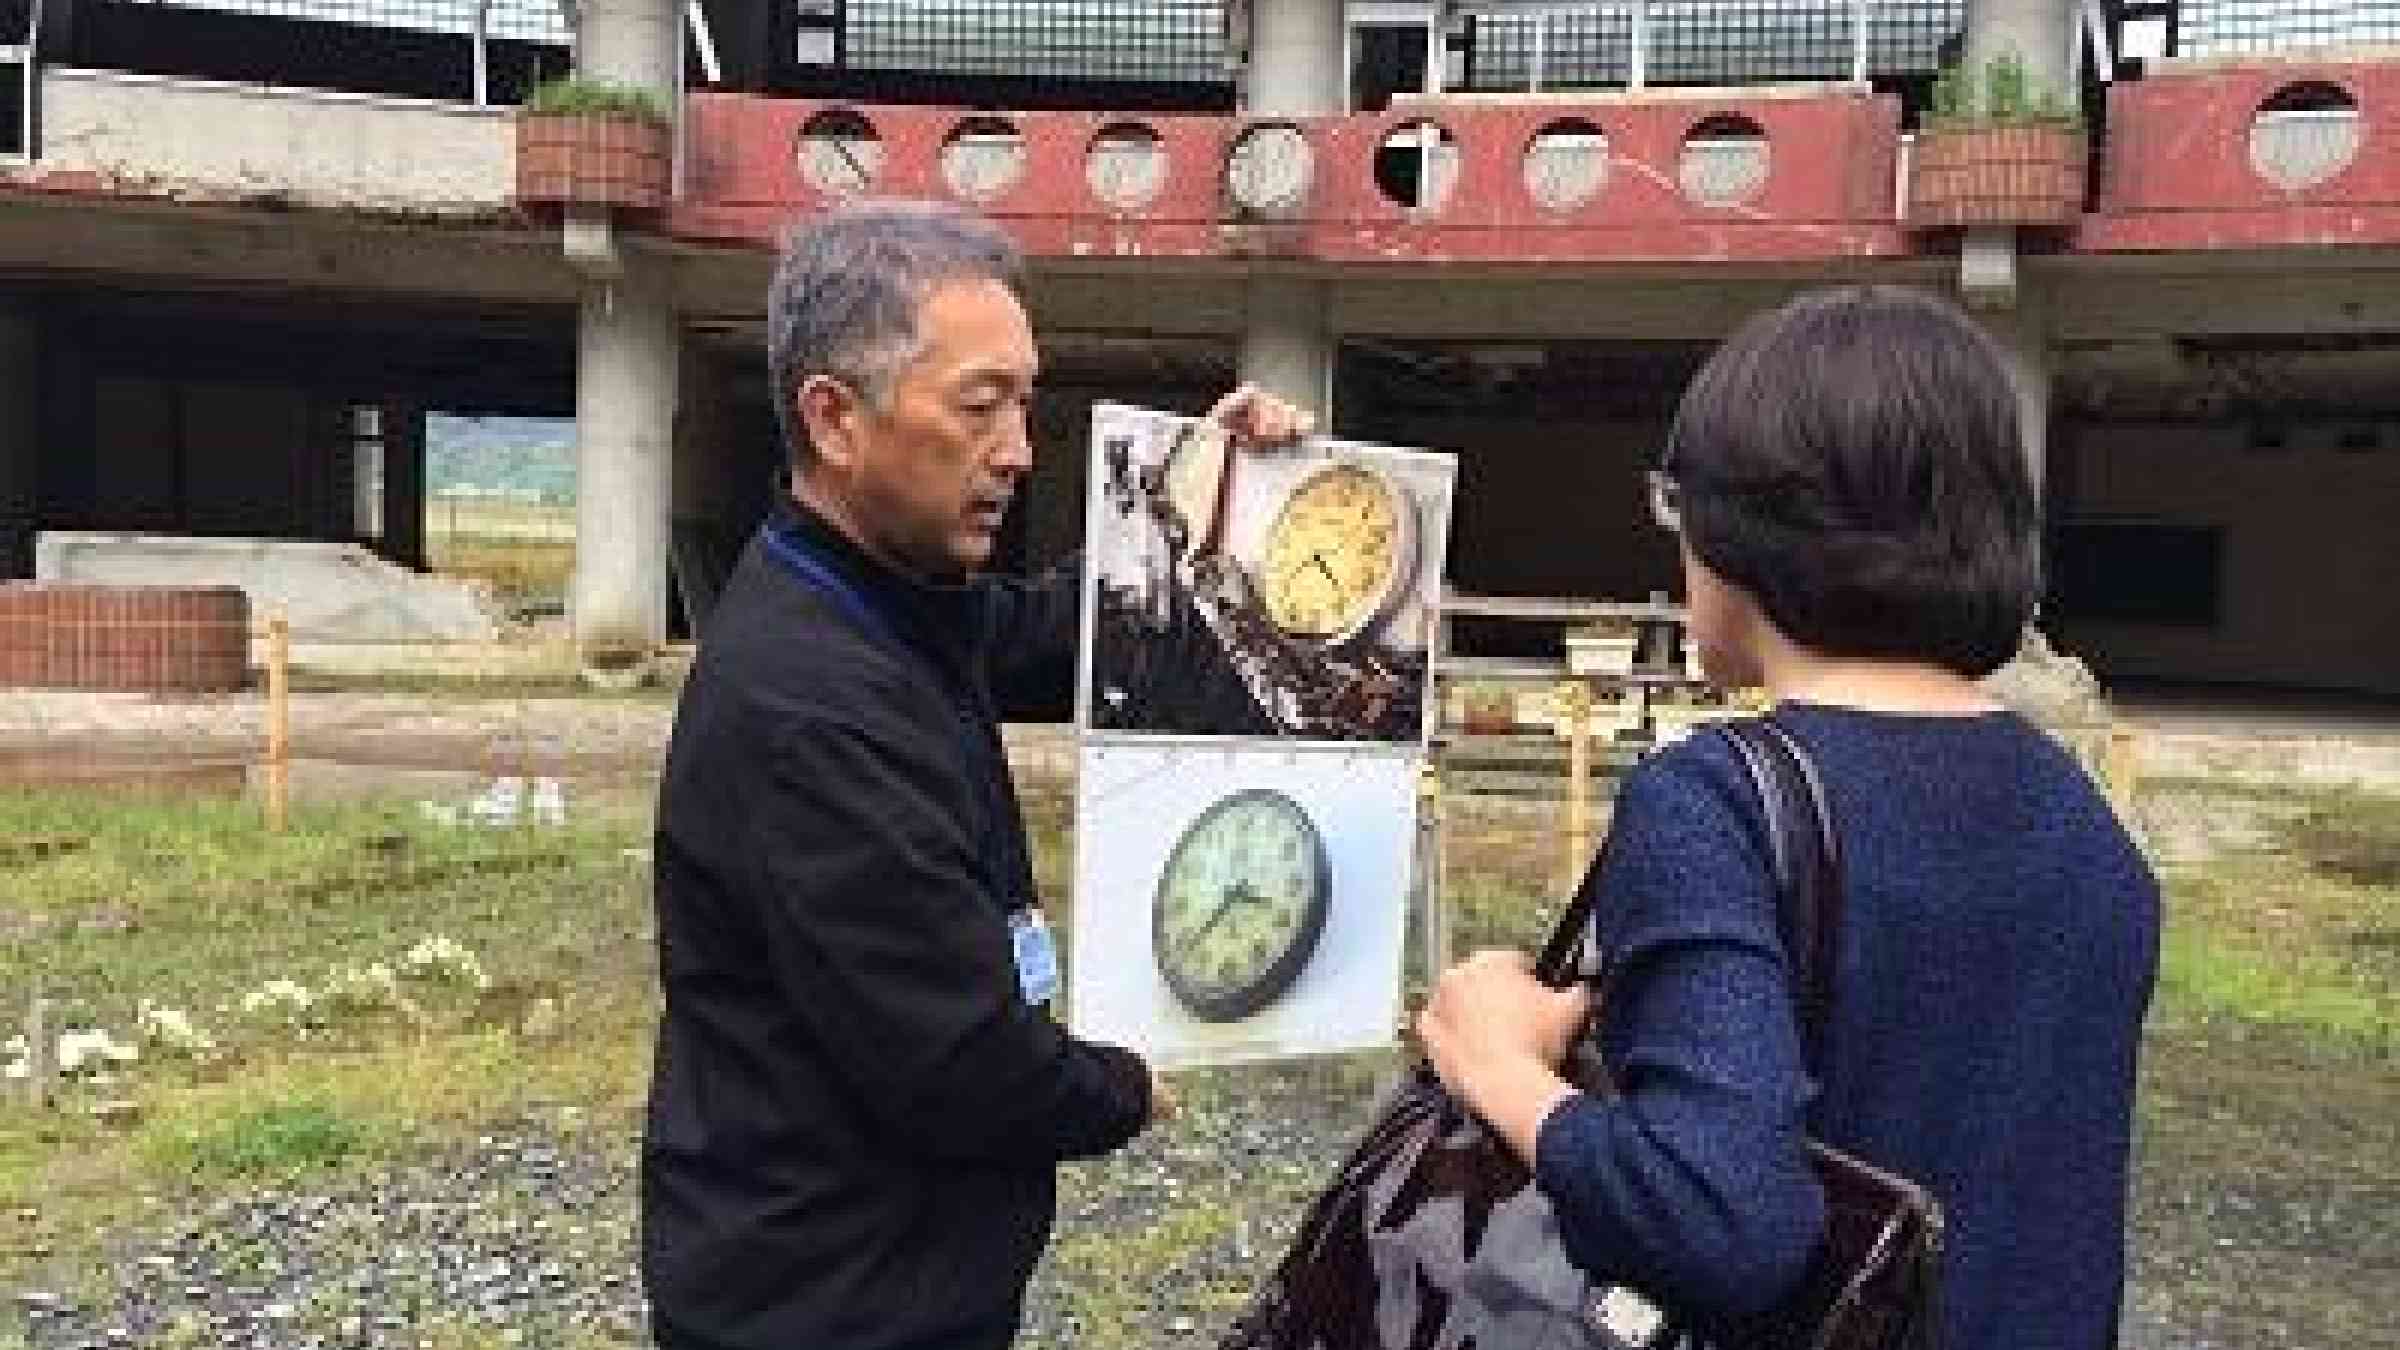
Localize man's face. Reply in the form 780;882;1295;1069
802;277;1038;579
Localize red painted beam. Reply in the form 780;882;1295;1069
670;93;1907;264
2085;57;2400;252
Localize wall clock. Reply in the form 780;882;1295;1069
1258;460;1418;645
1151;788;1332;1022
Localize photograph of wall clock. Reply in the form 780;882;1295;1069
1067;741;1419;1070
1077;403;1457;745
1256;459;1420;647
1151;788;1332;1023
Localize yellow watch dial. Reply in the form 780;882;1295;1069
1260;463;1408;640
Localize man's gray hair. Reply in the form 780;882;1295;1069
767;199;1024;462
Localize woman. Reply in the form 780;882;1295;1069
1417;286;2160;1349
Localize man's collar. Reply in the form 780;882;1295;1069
765;490;981;649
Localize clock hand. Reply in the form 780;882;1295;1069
1180;881;1256;958
1310;552;1338;585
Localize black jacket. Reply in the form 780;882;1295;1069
642;496;1153;1350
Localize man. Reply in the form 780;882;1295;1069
642;199;1313;1350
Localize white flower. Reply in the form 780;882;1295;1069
324;962;407;1011
401;936;491;991
137;1003;217;1055
55;1027;139;1075
1;1034;24;1082
240;979;317;1018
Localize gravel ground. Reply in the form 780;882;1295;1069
18;1060;2386;1350
14;1122;649;1350
12;1069;1372;1350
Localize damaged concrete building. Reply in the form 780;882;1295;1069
0;0;2395;706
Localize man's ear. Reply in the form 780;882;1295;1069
795;375;863;472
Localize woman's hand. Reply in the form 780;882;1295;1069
1417;951;1591;1163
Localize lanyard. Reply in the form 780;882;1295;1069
758;523;909;657
758;521;1029;909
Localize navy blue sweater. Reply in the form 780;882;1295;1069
1533;706;2159;1350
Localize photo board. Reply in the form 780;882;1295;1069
1075;402;1458;746
1066;403;1458;1069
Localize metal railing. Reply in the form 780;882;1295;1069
71;0;572;104
148;0;568;43
1456;0;1963;92
843;0;1228;82
2174;0;2400;57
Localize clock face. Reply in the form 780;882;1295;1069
1151;789;1332;1023
1259;462;1415;642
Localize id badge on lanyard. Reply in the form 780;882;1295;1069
1009;907;1059;1008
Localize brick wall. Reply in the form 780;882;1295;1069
0;584;251;693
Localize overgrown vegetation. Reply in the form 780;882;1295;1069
0;784;655;1292
521;78;670;127
1;766;2392;1345
1927;50;2084;131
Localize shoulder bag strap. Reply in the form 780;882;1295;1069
1717;715;1844;1074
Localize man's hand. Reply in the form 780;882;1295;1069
1206;382;1317;453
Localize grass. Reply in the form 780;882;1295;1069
0;762;2393;1345
2148;786;2400;1057
159;1101;371;1179
0;783;655;1294
426;497;576;617
428;537;574;620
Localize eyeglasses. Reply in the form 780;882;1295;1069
1646;470;1684;536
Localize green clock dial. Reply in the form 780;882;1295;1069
1152;789;1332;1022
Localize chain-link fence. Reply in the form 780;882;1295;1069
845;0;1226;82
67;0;569;102
2173;0;2400;56
1459;1;1962;91
49;0;2400;112
130;0;567;42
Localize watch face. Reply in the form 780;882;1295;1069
1151;789;1332;1023
1259;462;1415;643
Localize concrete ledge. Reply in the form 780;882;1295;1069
38;533;504;644
37;67;517;216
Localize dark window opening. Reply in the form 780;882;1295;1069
2049;518;2224;627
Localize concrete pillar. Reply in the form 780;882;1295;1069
1244;0;1349;118
0;300;37;580
1961;0;2079;106
1239;0;1344;418
1979;297;2054;502
1956;1;2080;318
574;261;679;653
1239;278;1335;414
569;0;680;658
575;0;683;100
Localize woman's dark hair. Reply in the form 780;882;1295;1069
1664;285;2039;678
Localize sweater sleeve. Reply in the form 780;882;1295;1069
1530;740;1826;1319
746;699;1152;1166
977;553;1085;715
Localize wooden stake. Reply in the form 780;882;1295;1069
265;609;291;833
1417;762;1449;984
1562;680;1594;899
2102;723;2142;818
22;981;48;1111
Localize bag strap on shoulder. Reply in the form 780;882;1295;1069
1718;715;1845;1075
